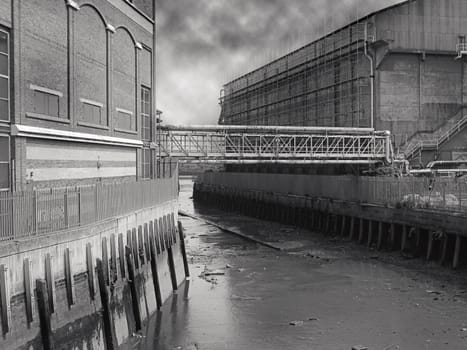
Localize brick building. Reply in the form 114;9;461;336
219;0;467;164
0;0;157;190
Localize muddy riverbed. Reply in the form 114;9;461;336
131;177;467;350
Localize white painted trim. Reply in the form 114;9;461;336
106;0;154;33
80;98;104;108
66;0;80;10
29;84;63;98
106;24;116;33
12;124;143;148
116;108;134;116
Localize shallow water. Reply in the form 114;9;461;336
134;177;467;350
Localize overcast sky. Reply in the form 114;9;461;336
155;0;405;125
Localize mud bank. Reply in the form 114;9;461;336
138;177;467;350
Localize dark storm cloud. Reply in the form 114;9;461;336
155;0;405;125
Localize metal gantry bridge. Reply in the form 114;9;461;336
158;125;393;165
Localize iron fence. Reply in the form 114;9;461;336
198;172;467;213
0;169;178;241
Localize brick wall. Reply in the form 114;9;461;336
0;0;11;28
8;0;155;189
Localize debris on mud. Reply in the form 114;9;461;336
231;294;262;301
289;320;304;326
203;270;225;276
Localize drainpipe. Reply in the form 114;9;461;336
364;23;375;130
152;0;158;177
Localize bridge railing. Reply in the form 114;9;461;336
159;125;392;164
0;167;178;241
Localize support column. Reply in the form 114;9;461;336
66;0;79;123
106;24;115;130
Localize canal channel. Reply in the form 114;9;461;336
131;177;467;350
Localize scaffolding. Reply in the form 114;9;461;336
219;20;372;128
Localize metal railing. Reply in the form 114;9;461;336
197;172;467;213
159;125;393;164
0;171;178;241
403;113;467;161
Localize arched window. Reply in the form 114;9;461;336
75;5;107;127
113;28;137;132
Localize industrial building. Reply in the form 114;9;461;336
219;0;467;166
0;0;157;191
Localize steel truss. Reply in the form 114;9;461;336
158;125;393;164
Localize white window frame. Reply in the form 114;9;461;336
0;134;10;190
0;29;9;123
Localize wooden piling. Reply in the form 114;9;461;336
349;216;355;240
439;233;448;265
389;223;396;251
138;226;145;265
178;221;190;278
110;234;117;282
453;235;462;269
64;248;75;307
376;222;384;251
125;246;141;331
325;212;331;233
23;258;34;324
102;237;110;286
159;219;165;252
358;218;364;244
167;244;178;291
367;220;373;248
144;223;151;262
96;259;116;350
36;279;52;350
131;228;139;269
44;254;55;313
118;233;126;279
340;216;346;236
427;231;434;261
401;225;408;253
149;230;163;309
154;219;161;254
415;228;421;257
86;243;95;300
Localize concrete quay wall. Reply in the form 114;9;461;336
0;198;188;349
195;172;467;269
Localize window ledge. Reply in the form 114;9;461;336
26;112;70;124
114;127;138;135
77;121;109;130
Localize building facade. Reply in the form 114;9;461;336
219;0;467;161
0;0;157;191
